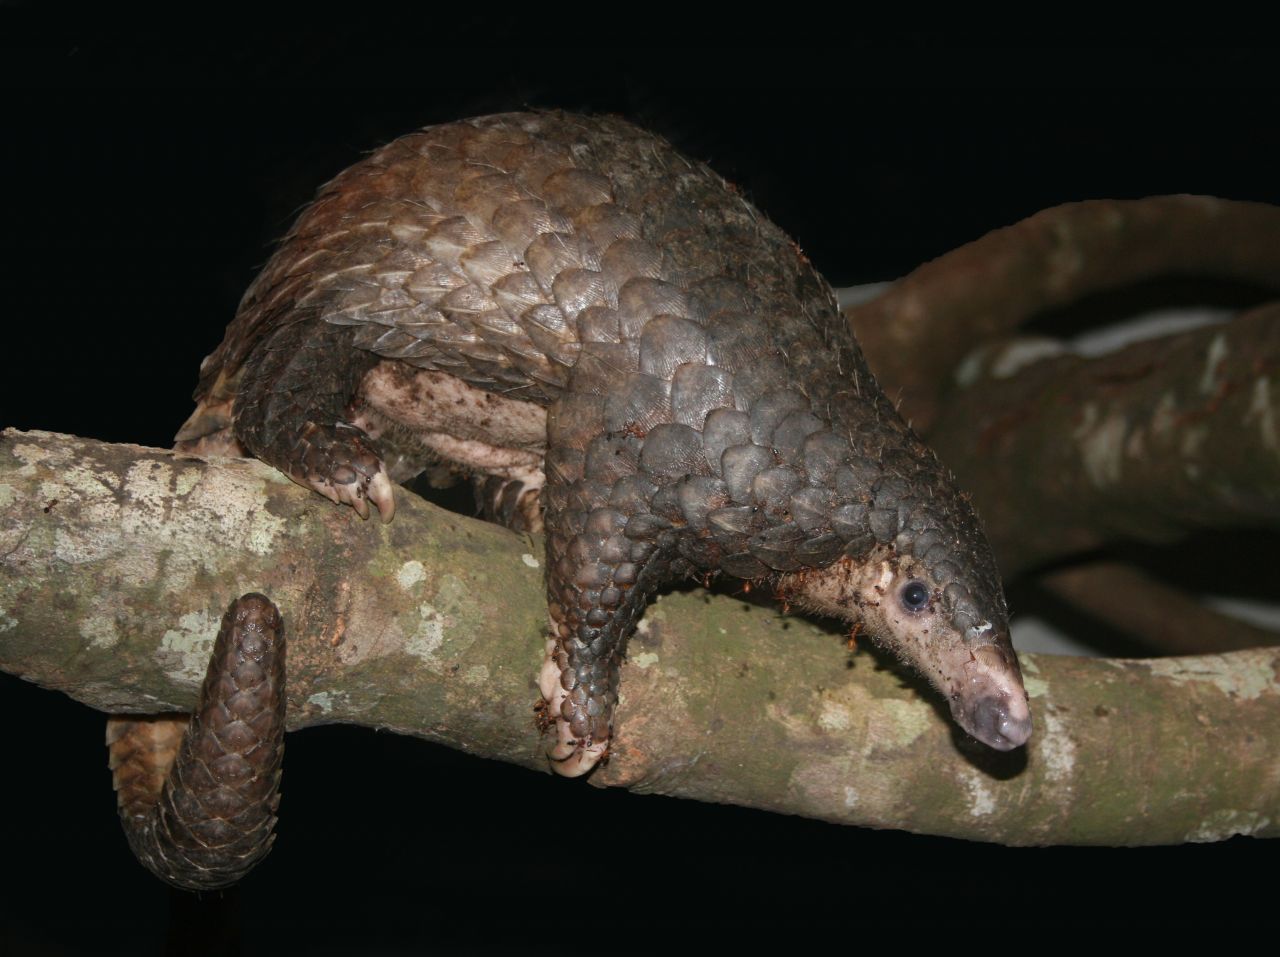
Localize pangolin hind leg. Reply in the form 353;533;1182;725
233;318;395;521
474;474;545;534
107;594;285;890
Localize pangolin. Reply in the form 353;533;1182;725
108;111;1031;889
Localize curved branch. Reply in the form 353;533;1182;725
845;197;1280;431
1038;560;1280;655
926;301;1280;574
1;428;1277;846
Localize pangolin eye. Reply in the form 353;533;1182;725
900;580;930;612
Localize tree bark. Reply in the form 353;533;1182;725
844;196;1280;433
1039;560;1280;655
3;428;1276;847
926;301;1280;574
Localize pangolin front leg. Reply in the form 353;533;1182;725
108;594;285;890
233;317;396;521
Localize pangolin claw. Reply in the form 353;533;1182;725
367;470;396;523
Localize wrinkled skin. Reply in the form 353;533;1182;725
136;111;1029;886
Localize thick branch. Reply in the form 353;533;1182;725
845;197;1280;431
1038;560;1280;655
2;429;1277;846
926;302;1280;574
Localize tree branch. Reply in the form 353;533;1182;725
925;301;1280;574
3;428;1276;846
844;196;1280;432
1037;560;1280;655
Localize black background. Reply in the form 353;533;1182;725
2;35;1278;953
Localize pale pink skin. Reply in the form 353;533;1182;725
782;551;1032;752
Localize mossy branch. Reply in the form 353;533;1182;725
2;428;1276;847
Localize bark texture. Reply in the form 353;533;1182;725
845;196;1280;433
1039;561;1280;655
928;301;1280;574
2;428;1276;846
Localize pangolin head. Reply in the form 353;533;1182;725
782;471;1032;752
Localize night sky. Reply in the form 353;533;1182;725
2;37;1277;952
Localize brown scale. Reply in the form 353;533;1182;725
108;595;285;890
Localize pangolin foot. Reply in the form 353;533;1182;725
547;727;609;778
291;420;396;522
538;639;609;778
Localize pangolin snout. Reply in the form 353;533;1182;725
957;694;1033;751
950;641;1032;751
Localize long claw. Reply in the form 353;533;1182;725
306;479;342;506
302;462;394;523
368;471;396;523
350;492;371;521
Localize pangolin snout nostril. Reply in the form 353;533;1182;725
969;696;1033;751
1000;710;1034;748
